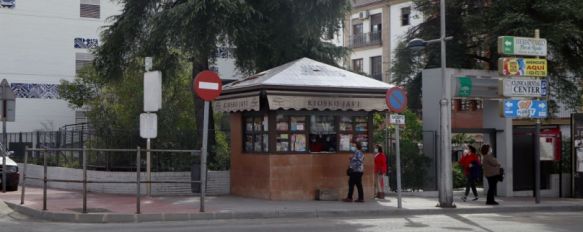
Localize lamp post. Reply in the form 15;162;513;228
407;0;455;208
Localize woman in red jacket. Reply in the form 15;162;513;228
374;144;387;199
459;145;480;201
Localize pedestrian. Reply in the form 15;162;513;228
343;142;365;203
459;145;480;202
374;144;387;199
481;144;501;205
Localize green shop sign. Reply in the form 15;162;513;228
457;76;472;97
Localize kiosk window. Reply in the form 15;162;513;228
339;116;369;152
309;115;337;153
276;114;307;152
243;115;268;153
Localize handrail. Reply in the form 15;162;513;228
20;146;207;214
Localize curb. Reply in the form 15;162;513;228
4;201;583;223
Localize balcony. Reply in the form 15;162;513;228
349;31;382;48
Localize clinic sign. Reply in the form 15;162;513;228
498;36;547;56
498;58;547;77
500;78;547;97
503;99;547;119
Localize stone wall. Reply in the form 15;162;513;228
18;164;229;196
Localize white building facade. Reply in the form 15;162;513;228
0;0;239;132
343;0;423;82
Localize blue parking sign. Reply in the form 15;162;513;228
503;99;547;118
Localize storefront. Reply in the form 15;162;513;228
214;58;393;200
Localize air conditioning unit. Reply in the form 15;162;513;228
358;10;369;19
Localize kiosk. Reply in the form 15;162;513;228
214;58;393;200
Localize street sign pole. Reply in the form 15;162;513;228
534;29;541;204
200;101;209;213
395;122;402;209
147;138;151;196
2;101;6;193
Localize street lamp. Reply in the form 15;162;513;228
406;0;455;208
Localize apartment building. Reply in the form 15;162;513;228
0;0;239;132
344;0;422;82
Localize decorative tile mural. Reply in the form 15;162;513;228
10;83;60;99
74;38;99;49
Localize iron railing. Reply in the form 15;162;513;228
349;31;382;48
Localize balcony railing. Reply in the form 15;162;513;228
349;31;382;48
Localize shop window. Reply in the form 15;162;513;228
309;115;337;153
243;115;268;153
338;116;369;152
276;114;307;152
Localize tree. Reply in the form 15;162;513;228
61;0;350;168
393;0;583;112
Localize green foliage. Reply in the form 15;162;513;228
374;111;432;191
394;0;583;110
452;133;476;148
453;162;466;189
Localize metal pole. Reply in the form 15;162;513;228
20;146;28;205
395;124;402;208
438;0;454;208
200;101;209;213
534;29;541;204
43;149;47;211
82;146;87;213
136;146;141;214
2;108;7;193
147;138;151;196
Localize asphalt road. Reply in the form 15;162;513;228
1;211;582;232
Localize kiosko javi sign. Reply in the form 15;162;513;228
498;58;547;77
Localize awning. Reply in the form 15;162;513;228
267;94;387;111
213;95;260;112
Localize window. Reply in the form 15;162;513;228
75;53;94;74
370;56;382;81
309;115;337;153
352;59;363;73
352;23;363;35
277;113;369;153
338;116;369;152
80;0;100;19
401;7;411;26
243;115;269;153
276;114;307;152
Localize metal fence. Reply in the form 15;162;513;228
20;147;206;214
2;125;199;172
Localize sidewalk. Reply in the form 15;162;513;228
2;187;583;223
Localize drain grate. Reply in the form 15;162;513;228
68;208;112;213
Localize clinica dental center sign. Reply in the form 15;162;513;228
500;78;547;97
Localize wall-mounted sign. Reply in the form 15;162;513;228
457;76;472;97
500;78;547;97
74;38;99;49
502;99;547;118
497;36;547;57
498;58;547;77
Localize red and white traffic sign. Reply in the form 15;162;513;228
386;87;408;113
193;71;222;101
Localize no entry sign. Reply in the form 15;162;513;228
386;87;408;113
193;71;222;101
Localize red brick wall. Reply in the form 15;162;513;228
230;113;375;200
452;110;483;129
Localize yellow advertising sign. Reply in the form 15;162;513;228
498;58;547;77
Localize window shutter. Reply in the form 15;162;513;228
80;0;100;18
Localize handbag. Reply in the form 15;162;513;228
346;168;353;176
498;167;505;182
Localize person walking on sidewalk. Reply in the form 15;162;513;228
343;143;365;203
459;145;480;202
374;144;387;199
481;144;501;205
